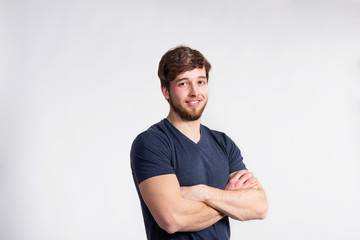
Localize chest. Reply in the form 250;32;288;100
170;137;230;189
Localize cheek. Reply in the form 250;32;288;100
201;88;208;97
172;89;188;100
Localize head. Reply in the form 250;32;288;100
158;46;212;91
158;46;212;121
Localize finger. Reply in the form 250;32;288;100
233;175;253;189
234;169;249;179
232;173;255;189
237;172;254;185
248;182;261;189
229;170;248;184
227;170;256;190
225;182;233;190
243;176;258;188
226;179;240;190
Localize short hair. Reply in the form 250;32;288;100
158;46;212;89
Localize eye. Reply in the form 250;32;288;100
199;80;206;85
178;82;188;87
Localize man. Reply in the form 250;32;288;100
131;46;268;239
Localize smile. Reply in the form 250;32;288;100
186;100;201;106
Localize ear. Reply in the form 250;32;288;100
161;85;170;101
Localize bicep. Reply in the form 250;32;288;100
139;174;181;228
139;174;226;233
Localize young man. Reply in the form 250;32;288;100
131;46;268;239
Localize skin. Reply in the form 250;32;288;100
138;67;268;234
161;67;208;143
180;170;267;221
139;174;224;234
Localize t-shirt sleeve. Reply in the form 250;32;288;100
130;130;175;185
223;134;247;173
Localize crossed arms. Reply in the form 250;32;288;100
138;169;268;234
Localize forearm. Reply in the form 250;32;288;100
203;187;268;221
173;198;224;232
139;174;224;234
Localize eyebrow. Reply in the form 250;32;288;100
175;76;207;82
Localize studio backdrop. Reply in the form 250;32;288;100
1;1;360;239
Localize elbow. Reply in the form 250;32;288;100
156;213;182;234
161;224;178;235
258;202;268;220
253;189;269;220
161;222;179;235
256;198;269;220
236;198;268;221
252;196;268;220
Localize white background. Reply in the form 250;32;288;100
1;0;360;239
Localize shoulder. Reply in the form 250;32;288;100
131;120;172;153
201;124;242;157
131;120;176;184
202;125;235;145
202;125;245;170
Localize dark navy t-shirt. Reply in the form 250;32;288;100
131;119;246;240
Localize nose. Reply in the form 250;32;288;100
189;83;199;97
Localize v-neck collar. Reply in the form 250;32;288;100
163;118;203;146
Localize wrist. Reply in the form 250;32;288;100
202;185;216;203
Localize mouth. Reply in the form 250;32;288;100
186;99;201;106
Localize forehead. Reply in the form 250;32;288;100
174;67;206;81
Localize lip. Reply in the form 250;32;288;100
185;99;201;106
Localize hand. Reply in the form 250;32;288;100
180;184;208;202
225;170;262;190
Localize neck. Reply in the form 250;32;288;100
166;114;201;144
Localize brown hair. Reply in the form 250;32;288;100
158;46;212;89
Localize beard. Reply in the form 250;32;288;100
168;94;207;121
